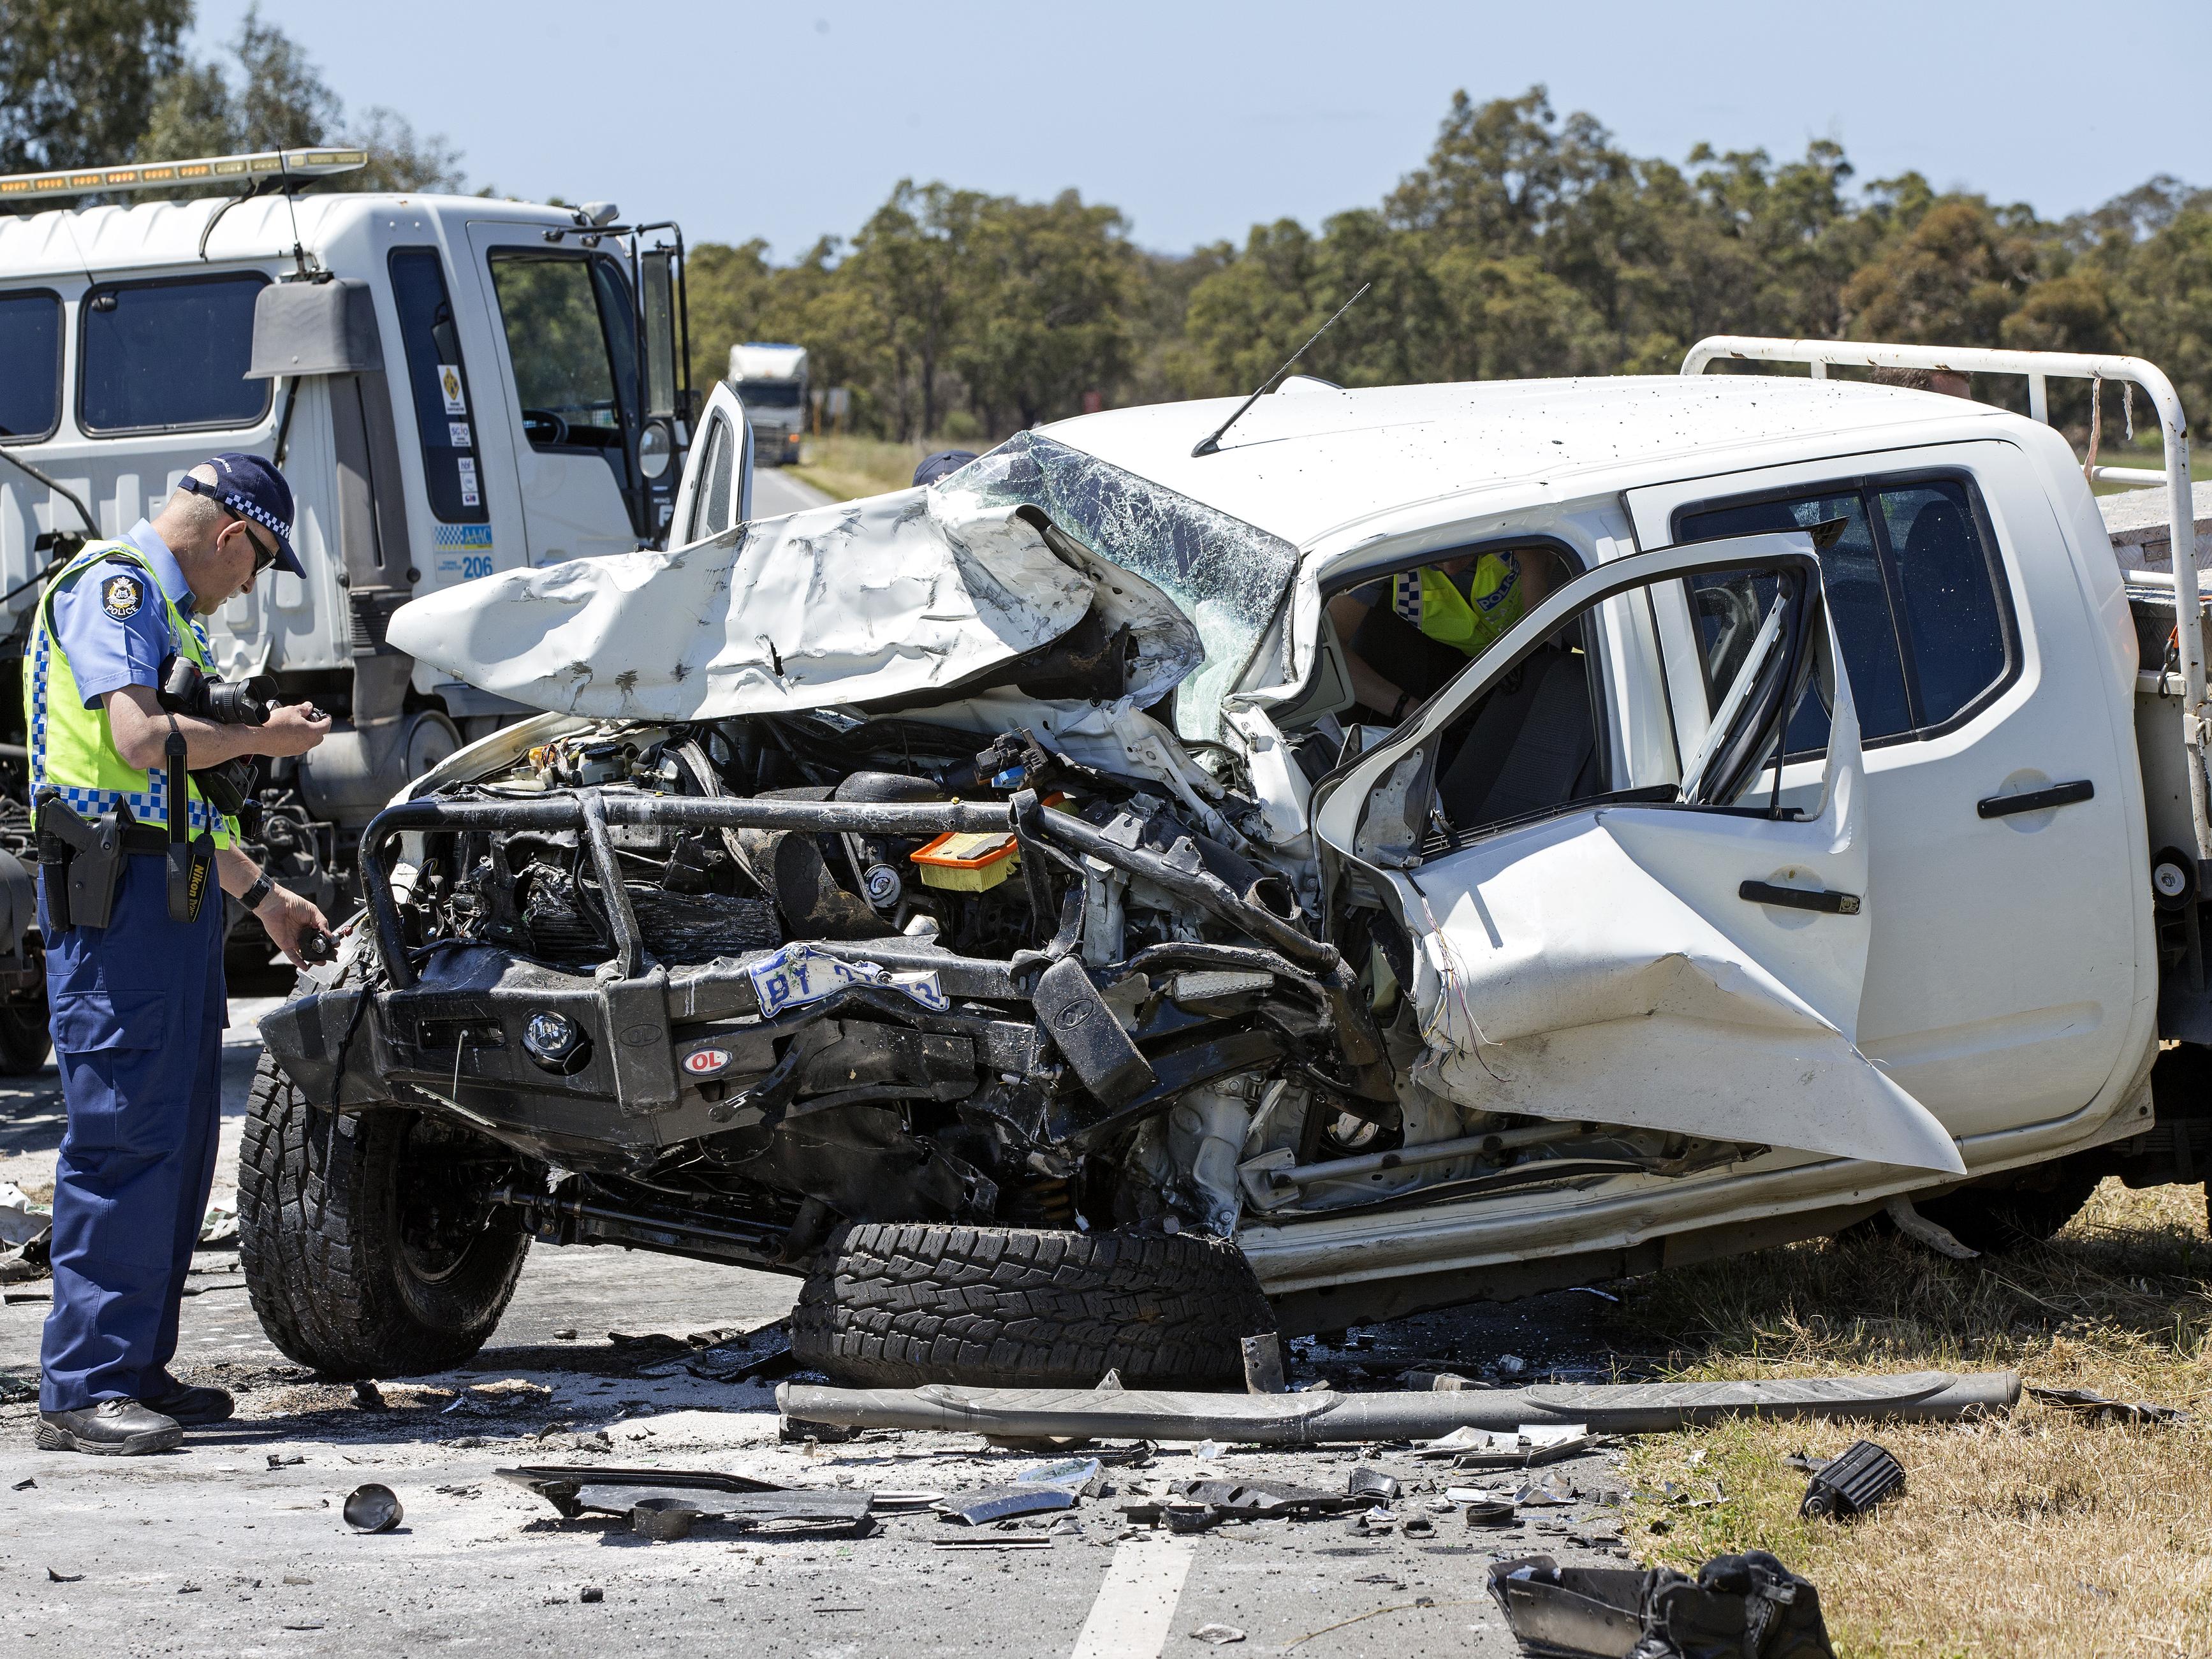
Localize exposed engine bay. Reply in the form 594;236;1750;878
263;701;1752;1276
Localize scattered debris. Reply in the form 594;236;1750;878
2028;1384;2195;1427
1345;1466;1401;1502
629;1498;705;1540
196;1204;238;1246
580;1586;604;1604
267;1453;304;1470
780;1370;2021;1443
1799;1440;1906;1521
0;1181;50;1247
1240;1334;1287;1395
1403;1370;1475;1391
1417;1423;1590;1468
11;1477;33;1491
935;1536;1051;1551
439;1380;557;1417
1192;1625;1247;1645
553;1329;578;1341
1463;1497;1518;1527
342;1484;404;1533
1488;1550;1835;1658
1496;1354;1528;1377
350;1381;386;1413
1192;1438;1228;1460
945;1485;1078;1526
0;1368;37;1405
46;1567;80;1583
1121;1477;1366;1530
497;1463;873;1537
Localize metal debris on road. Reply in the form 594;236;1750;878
267;1453;304;1469
1192;1625;1247;1645
1120;1476;1366;1530
46;1567;80;1582
780;1370;2020;1443
934;1536;1052;1551
1240;1334;1287;1394
1345;1466;1401;1502
1798;1440;1906;1521
2027;1384;2195;1426
944;1485;1078;1526
342;1484;404;1533
1416;1422;1590;1466
497;1463;874;1536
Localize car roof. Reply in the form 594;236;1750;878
1041;374;2011;552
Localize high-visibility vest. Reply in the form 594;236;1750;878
24;541;234;847
1390;551;1525;658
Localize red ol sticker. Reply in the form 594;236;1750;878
682;1047;732;1078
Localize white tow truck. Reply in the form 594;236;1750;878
0;147;732;1053
238;332;2212;1385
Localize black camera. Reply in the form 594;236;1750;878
157;655;273;727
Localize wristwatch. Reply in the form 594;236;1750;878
239;872;275;913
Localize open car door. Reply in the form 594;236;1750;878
670;380;755;547
1312;533;1963;1174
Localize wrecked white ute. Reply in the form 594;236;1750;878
247;374;2167;1387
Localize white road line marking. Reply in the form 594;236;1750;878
1068;1535;1200;1659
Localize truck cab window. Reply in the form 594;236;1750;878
79;272;268;434
486;253;634;457
0;289;62;441
388;249;488;527
1675;472;2012;749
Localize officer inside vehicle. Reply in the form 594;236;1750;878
31;453;331;1456
1328;546;1556;724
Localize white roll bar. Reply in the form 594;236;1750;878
1683;335;2209;861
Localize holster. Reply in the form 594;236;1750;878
35;792;129;932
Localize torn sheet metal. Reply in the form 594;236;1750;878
1416;1423;1590;1467
388;492;1097;722
779;1370;2019;1443
494;1464;872;1530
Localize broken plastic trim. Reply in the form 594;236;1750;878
777;1370;2020;1443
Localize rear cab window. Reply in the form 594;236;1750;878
79;272;269;434
1674;472;2017;752
0;289;63;442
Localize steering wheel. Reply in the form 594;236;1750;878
521;408;571;446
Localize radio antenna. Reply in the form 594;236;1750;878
1190;281;1368;458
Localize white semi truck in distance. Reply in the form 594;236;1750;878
727;342;809;466
0;146;756;1059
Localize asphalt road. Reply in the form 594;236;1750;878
0;996;1641;1658
750;462;833;519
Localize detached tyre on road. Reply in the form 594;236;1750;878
791;1221;1276;1388
238;1046;531;1378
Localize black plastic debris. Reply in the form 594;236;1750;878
1463;1498;1518;1528
580;1586;604;1604
350;1380;386;1413
1346;1466;1402;1502
1798;1440;1905;1521
1489;1551;1836;1658
342;1484;403;1533
267;1453;304;1470
629;1498;704;1540
2028;1384;2194;1427
46;1567;80;1583
11;1477;33;1491
496;1463;872;1537
1120;1477;1364;1530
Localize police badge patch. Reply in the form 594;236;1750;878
100;574;143;620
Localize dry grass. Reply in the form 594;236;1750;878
1612;1180;2212;1656
788;435;960;502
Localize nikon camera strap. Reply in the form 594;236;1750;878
163;713;213;923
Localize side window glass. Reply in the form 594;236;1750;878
80;273;268;434
0;289;62;442
688;413;732;542
1677;492;1908;749
487;254;624;451
387;249;488;530
1878;481;2007;726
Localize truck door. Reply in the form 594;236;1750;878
669;381;754;546
462;223;641;565
1625;444;2146;1141
1314;533;1964;1174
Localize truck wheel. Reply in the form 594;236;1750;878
238;1046;530;1378
0;1003;50;1074
789;1222;1275;1389
1914;1165;2100;1253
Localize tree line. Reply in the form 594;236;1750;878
7;5;2208;441
691;87;2212;445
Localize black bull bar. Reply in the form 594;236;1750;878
351;784;1391;1099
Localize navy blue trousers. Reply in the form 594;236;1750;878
38;852;226;1412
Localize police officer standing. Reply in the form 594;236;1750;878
31;453;330;1455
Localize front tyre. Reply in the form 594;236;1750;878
238;1047;530;1377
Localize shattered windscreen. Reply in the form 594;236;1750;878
935;431;1299;741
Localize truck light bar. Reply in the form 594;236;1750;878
0;147;367;203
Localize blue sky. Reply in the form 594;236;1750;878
218;1;2212;258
